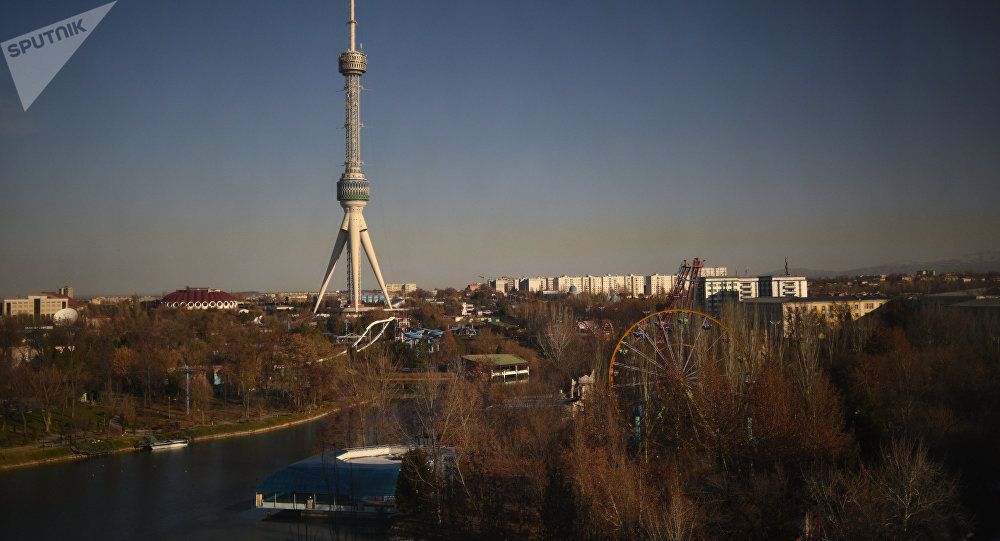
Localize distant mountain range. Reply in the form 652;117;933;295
767;250;1000;278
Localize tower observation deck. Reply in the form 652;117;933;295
314;0;391;313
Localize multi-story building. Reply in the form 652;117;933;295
488;277;518;293
700;266;729;278
738;277;759;299
494;268;805;304
3;293;72;318
700;276;763;313
519;277;545;293
602;274;626;295
580;275;599;294
385;283;418;295
579;274;627;296
554;275;583;293
647;274;675;296
759;276;808;298
743;296;888;336
624;274;646;297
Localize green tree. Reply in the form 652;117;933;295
396;448;435;516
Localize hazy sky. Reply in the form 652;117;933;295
1;0;998;297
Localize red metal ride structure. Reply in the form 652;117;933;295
663;257;704;311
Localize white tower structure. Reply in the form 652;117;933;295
314;0;391;313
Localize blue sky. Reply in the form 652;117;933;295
1;0;998;297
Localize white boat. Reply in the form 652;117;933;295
143;436;189;450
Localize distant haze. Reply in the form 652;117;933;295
1;1;998;297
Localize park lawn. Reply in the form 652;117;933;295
0;403;112;448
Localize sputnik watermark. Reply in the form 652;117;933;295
2;1;116;111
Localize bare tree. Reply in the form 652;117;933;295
870;437;965;539
405;371;482;526
537;303;579;382
30;362;65;434
348;345;400;445
806;436;965;540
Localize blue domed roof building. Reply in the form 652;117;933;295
255;446;407;516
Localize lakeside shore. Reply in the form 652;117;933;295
0;406;337;471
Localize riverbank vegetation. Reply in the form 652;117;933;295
0;301;350;466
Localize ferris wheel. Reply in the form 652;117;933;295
608;308;751;455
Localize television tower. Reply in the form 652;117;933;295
314;0;391;313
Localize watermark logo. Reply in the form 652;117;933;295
2;1;116;111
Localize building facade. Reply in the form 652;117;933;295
161;287;239;310
462;354;530;384
700;266;729;277
385;283;418;295
759;276;808;298
624;274;646;297
3;294;70;318
647;274;675;296
701;276;762;312
743;296;889;336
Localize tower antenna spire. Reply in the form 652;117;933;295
314;0;392;314
348;0;356;51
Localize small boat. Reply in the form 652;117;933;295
142;436;189;450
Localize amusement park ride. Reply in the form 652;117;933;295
607;258;755;459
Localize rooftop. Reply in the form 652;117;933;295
743;295;889;304
462;354;529;367
255;446;407;511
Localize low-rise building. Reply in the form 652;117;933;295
462;354;530;383
161;287;239;310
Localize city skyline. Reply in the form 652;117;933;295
1;1;998;298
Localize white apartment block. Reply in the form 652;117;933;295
700;266;729;277
647;274;675;296
602;274;626;295
759;276;808;298
579;274;627;296
519;277;548;293
624;274;646;297
739;277;759;299
701;276;762;312
554;275;583;293
496;267;804;305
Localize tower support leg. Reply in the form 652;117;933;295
313;214;351;313
359;215;392;308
